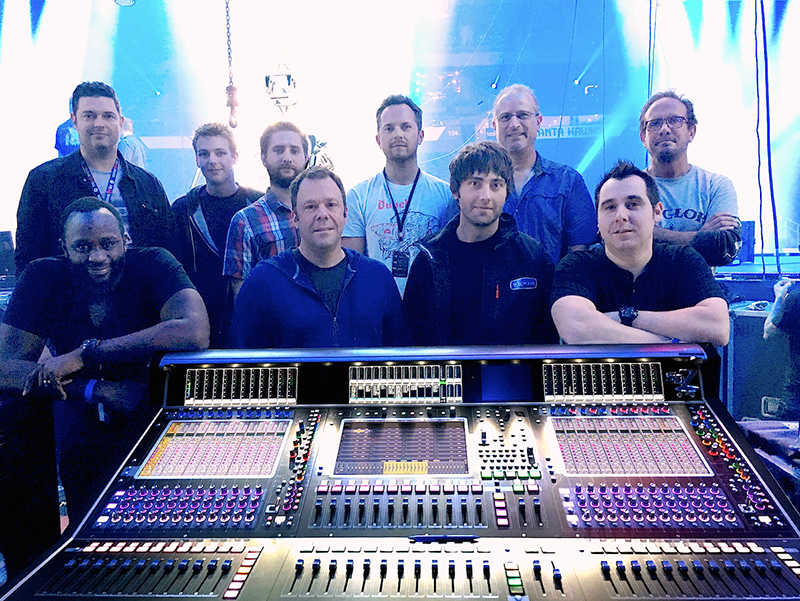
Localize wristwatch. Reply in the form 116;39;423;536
618;306;638;327
81;338;101;368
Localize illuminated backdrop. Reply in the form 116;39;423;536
0;0;796;252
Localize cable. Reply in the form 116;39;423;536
419;0;504;108
754;0;767;277
554;0;580;158
503;3;539;87
758;0;782;275
644;0;657;166
602;0;606;169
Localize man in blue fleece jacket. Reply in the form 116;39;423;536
231;166;404;348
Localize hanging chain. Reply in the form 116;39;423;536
225;0;238;127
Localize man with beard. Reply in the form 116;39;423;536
640;90;741;266
492;84;597;266
223;122;308;298
0;198;209;558
16;81;173;274
342;95;456;296
172;123;263;347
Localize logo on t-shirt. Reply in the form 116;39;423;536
509;277;538;291
370;212;443;259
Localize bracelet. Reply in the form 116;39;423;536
84;378;99;403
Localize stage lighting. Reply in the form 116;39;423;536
265;64;297;112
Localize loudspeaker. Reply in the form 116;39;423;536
722;303;790;419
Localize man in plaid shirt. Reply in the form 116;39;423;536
223;122;308;297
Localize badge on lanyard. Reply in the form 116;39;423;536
392;250;410;278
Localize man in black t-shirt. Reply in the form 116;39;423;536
551;160;729;345
0;198;208;574
404;141;556;345
172;122;263;347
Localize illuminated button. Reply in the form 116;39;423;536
493;471;504;480
513;484;524;494
497;518;510;527
529;470;542;480
493;493;505;501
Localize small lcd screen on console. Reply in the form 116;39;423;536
334;419;469;475
137;419;291;478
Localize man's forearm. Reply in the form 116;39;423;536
653;227;695;244
633;301;729;346
92;318;208;366
552;298;667;344
0;359;40;392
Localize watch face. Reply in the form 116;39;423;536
619;307;638;325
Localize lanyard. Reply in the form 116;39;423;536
80;155;120;203
383;168;421;241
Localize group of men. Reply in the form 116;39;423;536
0;79;739;579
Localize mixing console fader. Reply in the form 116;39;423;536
4;344;800;601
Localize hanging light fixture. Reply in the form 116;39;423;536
115;0;136;6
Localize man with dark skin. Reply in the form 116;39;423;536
0;198;208;573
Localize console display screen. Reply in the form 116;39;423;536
334;419;469;475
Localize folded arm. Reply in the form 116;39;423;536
552;295;729;346
625;297;730;346
551;296;668;344
86;288;210;365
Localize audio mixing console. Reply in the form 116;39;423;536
4;344;800;601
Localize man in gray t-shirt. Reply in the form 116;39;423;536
639;90;741;266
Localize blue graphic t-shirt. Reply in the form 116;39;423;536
344;170;457;296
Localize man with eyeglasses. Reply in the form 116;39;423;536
492;84;597;265
0;197;209;571
640;90;741;266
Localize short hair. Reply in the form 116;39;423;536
71;81;121;116
449;141;515;197
60;197;126;239
492;84;540;119
259;121;309;157
639;89;698;135
594;160;660;210
289;166;346;212
376;95;423;131
193;122;238;157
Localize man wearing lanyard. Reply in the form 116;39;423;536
343;95;456;296
15;81;173;274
